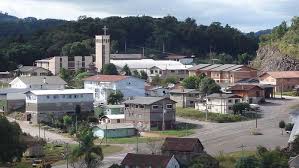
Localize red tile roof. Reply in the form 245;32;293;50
121;153;173;168
162;137;204;152
228;84;263;91
83;75;129;82
264;71;299;79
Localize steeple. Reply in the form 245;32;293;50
95;26;111;72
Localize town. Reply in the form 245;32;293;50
1;1;299;168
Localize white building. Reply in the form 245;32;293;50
111;59;192;81
84;75;145;104
25;89;94;123
195;93;243;114
9;76;67;90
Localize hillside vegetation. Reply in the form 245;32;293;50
0;14;258;71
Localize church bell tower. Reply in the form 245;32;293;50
95;26;110;71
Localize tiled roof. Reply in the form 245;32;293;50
83;75;129;82
263;71;299;79
162;137;204;152
121;153;172;168
228;84;263;91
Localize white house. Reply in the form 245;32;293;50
10;76;66;90
195;93;243;114
25;89;94;123
84;75;145;104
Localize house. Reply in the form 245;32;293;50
0;88;29;113
259;71;299;92
188;64;257;84
121;153;180;168
9;76;66;90
110;59;192;81
123;97;176;131
228;84;265;104
84;75;145;104
161;137;219;167
93;123;136;138
164;54;193;65
25;89;94;123
94;104;124;118
195;93;243;114
169;88;200;108
13;66;51;76
99;114;125;124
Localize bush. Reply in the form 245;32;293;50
285;123;294;131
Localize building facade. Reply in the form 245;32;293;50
25;89;94;123
84;75;145;104
259;71;299;92
13;66;51;76
10;76;66;90
195;93;243;114
228;84;265;104
95;35;110;71
123;97;176;131
169;88;200;108
188;64;257;84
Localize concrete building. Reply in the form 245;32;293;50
13;66;51;76
169;88;200;108
99;114;125;124
188;64;257;84
123;97;176;131
93;123;136;138
259;71;299;92
94;104;124;118
84;75;145;104
121;153;180;168
9;76;66;90
111;59;192;81
25;89;94;123
145;86;170;97
195;93;243;114
0;88;29;113
228;84;265;104
35;56;94;75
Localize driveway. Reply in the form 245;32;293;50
177;97;299;155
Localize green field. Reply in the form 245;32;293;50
216;150;256;168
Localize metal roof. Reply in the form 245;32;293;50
222;65;244;71
210;64;236;71
11;76;67;85
123;96;173;105
188;64;211;71
200;64;222;71
28;89;94;95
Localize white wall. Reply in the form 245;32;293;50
26;93;94;104
196;97;242;114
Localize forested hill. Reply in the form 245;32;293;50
0;14;259;71
252;16;299;72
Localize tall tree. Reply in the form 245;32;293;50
107;90;124;105
102;63;118;75
122;64;131;76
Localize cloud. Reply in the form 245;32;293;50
1;0;298;32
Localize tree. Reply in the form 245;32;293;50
164;76;178;84
238;53;253;65
102;63;118;75
122;64;131;76
0;116;26;163
107;90;124;105
279;120;286;135
235;156;260;168
63;115;72;131
259;149;288;168
182;76;201;89
151;75;162;86
285;123;294;132
71;127;103;167
132;70;140;78
198;77;221;94
109;164;123;168
59;68;73;83
139;70;148;80
232;103;250;115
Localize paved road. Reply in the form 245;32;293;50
177;97;299;155
7;117;76;144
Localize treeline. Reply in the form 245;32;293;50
0;14;259;71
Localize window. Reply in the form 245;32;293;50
46;96;50;99
82;62;85;67
190;101;194;104
117;119;120;123
152;105;159;109
62;95;65;98
228;106;232;110
150;70;154;74
74;95;78;98
228;99;232;103
171;70;175;73
235;99;240;103
159;71;162;74
135;105;139;108
68;95;72;99
155;70;158;73
125;104;129;108
53;95;59;99
82;56;85;61
166;104;173;109
139;105;145;108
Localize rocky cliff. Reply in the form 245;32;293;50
252;45;299;74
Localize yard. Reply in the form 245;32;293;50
176;107;259;123
216;150;256;168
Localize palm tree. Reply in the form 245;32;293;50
71;128;103;168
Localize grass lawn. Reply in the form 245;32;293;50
282;91;298;97
176;107;257;123
216;150;256;168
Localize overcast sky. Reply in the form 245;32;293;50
1;0;298;32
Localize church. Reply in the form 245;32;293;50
35;26;111;75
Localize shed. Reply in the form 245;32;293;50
92;123;136;138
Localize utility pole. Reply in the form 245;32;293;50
162;101;166;131
205;93;208;121
39;123;41;139
124;40;127;53
105;124;108;145
142;47;145;58
162;42;165;53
